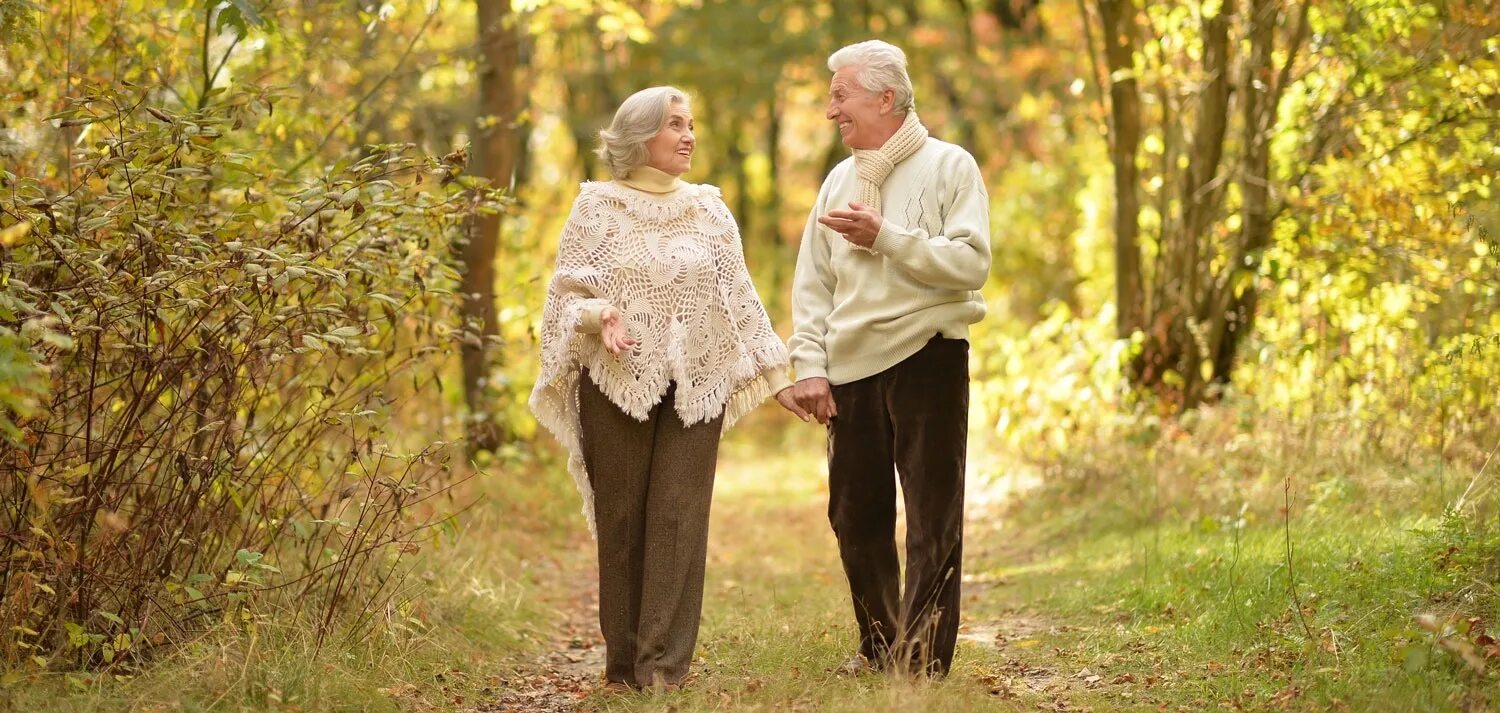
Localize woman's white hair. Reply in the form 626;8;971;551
827;40;916;114
596;86;690;179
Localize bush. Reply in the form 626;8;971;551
0;86;493;670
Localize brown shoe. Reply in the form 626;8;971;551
600;679;636;694
648;670;697;693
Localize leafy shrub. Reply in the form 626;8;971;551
0;85;492;670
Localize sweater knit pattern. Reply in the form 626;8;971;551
788;138;991;386
529;180;790;534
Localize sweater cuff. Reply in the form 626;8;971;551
792;361;828;382
577;304;610;334
767;370;794;395
870;219;911;257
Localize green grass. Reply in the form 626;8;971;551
6;408;1496;711
583;429;1022;712
581;408;1499;712
963;411;1500;712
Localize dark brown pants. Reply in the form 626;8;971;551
827;336;968;676
577;372;723;688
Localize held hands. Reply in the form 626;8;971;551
599;306;637;356
775;377;838;425
817;202;883;249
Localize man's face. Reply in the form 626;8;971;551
826;67;889;150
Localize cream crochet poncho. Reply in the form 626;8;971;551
529;180;790;534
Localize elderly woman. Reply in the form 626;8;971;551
529;86;791;692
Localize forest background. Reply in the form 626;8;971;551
1;0;1497;710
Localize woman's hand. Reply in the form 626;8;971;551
599;306;637;356
778;377;837;424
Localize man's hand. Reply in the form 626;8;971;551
817;201;883;249
599;306;637;356
778;377;837;425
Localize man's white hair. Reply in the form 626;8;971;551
827;40;916;114
597;86;691;179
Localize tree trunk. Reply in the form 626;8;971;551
1096;0;1143;339
991;0;1044;35
1153;0;1235;406
765;95;788;318
460;0;518;452
1204;0;1284;391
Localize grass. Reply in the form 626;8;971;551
582;405;1499;712
6;404;1497;711
962;408;1500;712
584;426;1021;712
0;449;584;712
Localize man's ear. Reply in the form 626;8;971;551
881;88;897;114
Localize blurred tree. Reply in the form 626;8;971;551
460;0;521;452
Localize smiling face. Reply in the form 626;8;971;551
643;102;695;176
826;66;898;150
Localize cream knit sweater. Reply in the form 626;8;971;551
530;176;791;534
789;138;990;385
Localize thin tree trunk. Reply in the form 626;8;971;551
1096;0;1143;339
513;30;536;193
1179;0;1234;313
461;0;519;452
766;94;788;317
1206;0;1301;390
1172;0;1236;405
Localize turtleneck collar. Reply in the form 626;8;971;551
618;164;684;194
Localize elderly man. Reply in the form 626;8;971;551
774;40;990;677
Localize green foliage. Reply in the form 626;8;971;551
0;0;39;46
972;302;1134;460
0;314;54;445
0;84;490;669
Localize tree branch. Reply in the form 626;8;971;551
284;7;440;176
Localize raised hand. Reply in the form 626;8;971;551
817;201;884;249
599;306;637;356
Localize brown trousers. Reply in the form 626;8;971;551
827;336;968;676
577;372;723;688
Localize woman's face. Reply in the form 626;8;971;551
644;102;695;176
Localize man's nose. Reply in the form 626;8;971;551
825;103;837;120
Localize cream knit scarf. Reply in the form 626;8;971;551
851;111;929;213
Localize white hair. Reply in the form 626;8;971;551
596;86;690;179
827;40;916;114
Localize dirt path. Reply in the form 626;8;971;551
475;545;606;713
472;442;1092;712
